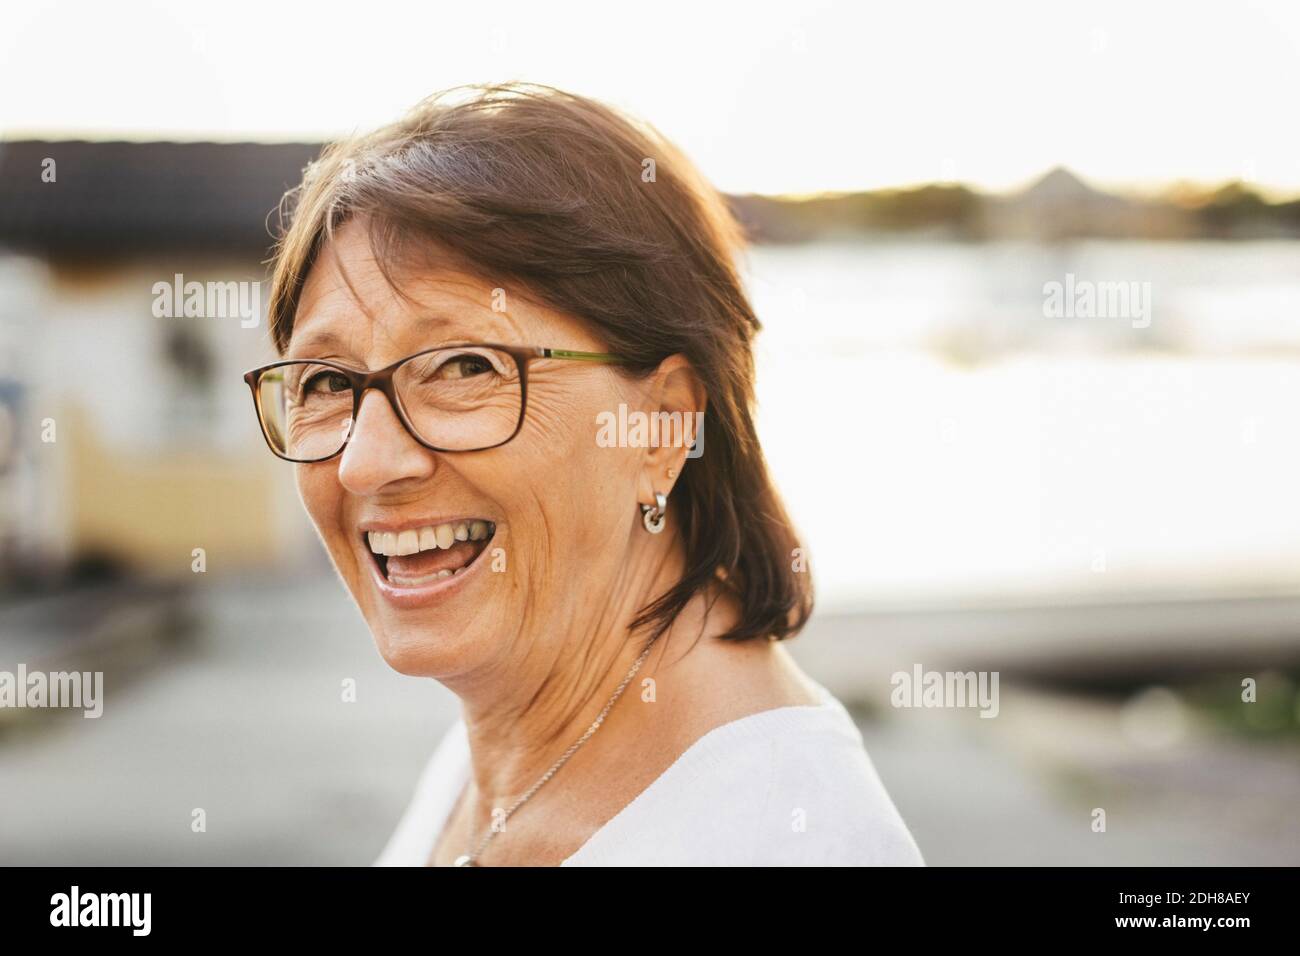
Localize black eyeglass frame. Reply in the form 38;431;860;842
242;344;627;463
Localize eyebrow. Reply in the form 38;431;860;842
285;329;350;359
285;314;479;360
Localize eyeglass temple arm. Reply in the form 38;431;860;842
539;348;627;364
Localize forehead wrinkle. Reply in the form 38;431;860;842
292;248;542;360
289;311;456;363
290;264;378;361
291;257;424;362
287;296;376;361
399;280;530;347
317;223;388;350
290;301;525;362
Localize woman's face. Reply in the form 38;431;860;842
288;220;649;679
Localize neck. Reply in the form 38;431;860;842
448;529;726;812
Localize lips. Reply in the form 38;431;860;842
362;519;496;589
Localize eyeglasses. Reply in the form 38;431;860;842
243;344;626;463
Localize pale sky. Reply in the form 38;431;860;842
3;0;1299;197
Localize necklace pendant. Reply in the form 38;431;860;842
453;855;476;867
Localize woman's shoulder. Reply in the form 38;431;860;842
373;716;469;866
376;682;925;867
565;682;926;867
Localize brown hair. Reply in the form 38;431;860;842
266;82;812;643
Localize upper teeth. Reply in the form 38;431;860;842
368;520;490;557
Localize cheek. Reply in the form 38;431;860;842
504;383;640;550
295;463;348;554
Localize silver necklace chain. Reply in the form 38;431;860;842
452;634;660;866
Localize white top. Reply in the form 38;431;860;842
375;679;925;866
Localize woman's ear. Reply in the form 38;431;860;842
636;353;706;508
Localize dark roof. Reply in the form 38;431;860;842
0;140;324;257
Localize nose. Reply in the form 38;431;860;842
336;389;436;495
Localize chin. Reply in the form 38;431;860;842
370;623;468;678
354;591;500;679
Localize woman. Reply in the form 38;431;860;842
246;83;923;866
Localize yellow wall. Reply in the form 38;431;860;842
66;403;282;574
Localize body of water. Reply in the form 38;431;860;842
743;240;1300;609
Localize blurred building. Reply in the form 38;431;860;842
0;140;325;583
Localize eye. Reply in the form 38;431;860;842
437;354;496;380
304;370;351;394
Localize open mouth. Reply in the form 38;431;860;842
364;519;496;588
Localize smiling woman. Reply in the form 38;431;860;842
247;82;923;866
